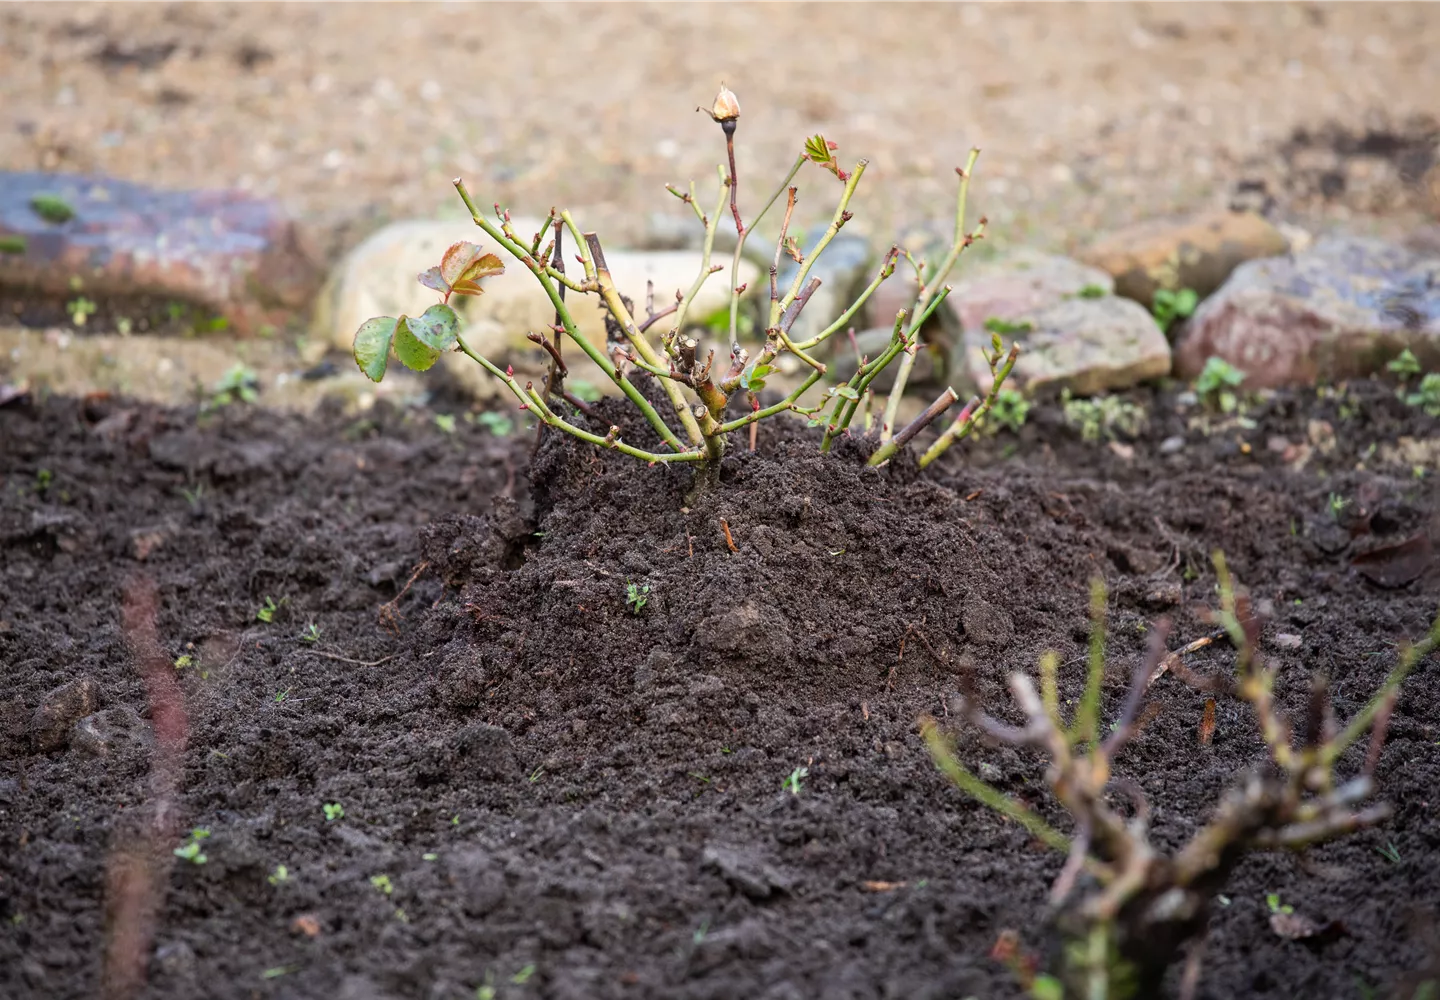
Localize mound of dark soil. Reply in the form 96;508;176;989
1;380;1438;1000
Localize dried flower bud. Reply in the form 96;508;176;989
699;83;741;134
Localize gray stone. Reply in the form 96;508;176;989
1174;236;1440;387
951;250;1114;335
960;295;1172;396
1080;209;1290;306
31;675;99;752
774;226;874;347
0;171;320;336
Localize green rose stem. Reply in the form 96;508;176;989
916;343;1019;468
880;148;984;442
456;332;705;464
453;178;689;452
866;386;960;467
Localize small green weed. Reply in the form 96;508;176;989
1151;287;1198;332
434;413;457;434
205;363;259;411
1404;372;1440;417
1376;842;1402;864
67;297;97;326
625;580;651;615
987;387;1030;434
1387;348;1421;381
511;965;536;985
299;623;321;643
1327;492;1350;520
174;827;211;865
567;380;603;403
468;411;515;436
782;765;809;796
34;468;53;493
268;864;290;885
255;596;285;623
30;193;75;224
323;802;345;822
1194;356;1245;414
369;874;393;896
1061;390;1146;442
1266;892;1295;916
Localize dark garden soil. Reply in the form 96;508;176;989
2;378;1438;1000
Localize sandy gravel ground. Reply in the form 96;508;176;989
3;2;1438;259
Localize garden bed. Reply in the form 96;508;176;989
1;379;1437;999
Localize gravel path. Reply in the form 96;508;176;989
4;2;1438;258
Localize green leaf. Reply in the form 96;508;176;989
449;253;504;298
353;317;397;382
417;266;449;296
803;134;833;165
835;385;860;401
740;362;777;392
1174;287;1199;317
405;303;462;351
393;316;443;371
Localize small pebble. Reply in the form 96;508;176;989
1159;435;1186;455
1272;633;1303;650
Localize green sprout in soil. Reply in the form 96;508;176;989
1405;372;1440;417
922;555;1440;999
987;387;1030;434
352;84;1017;473
299;623;321;643
1060;391;1146;443
67;297;97;327
268;864;290;885
205;363;260;411
468;410;516;436
1194;356;1245;414
174;827;211;865
369;874;393;896
625;580;651;615
434;413;458;434
1387;348;1421;382
511;965;535;985
30;193;75;224
323;802;344;822
1376;841;1402;865
1151;287;1198;332
1265;892;1295;916
34;468;53;493
782;765;808;796
1327;492;1350;520
255;596;285;623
